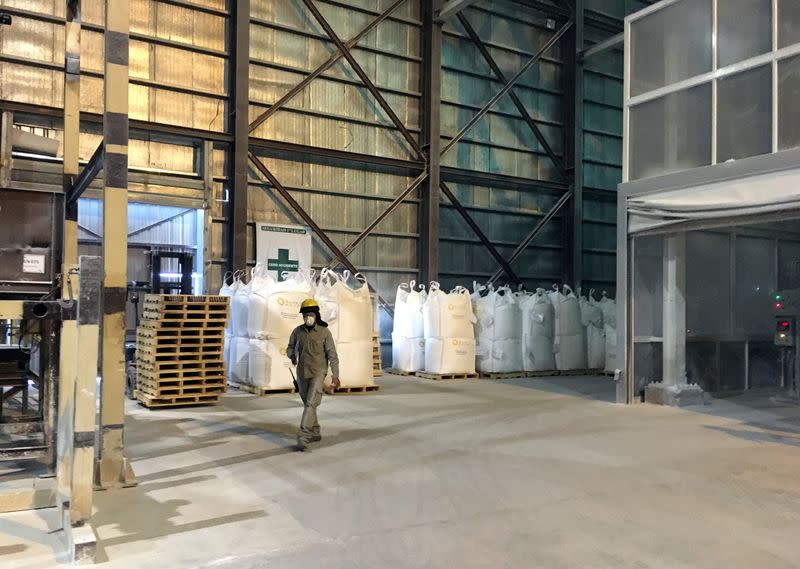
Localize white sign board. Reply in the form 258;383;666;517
255;223;312;282
22;254;46;274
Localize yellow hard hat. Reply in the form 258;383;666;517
299;298;320;313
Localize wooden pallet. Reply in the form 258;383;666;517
137;349;224;363
136;343;224;358
143;294;230;309
135;389;221;409
137;329;226;345
416;371;478;381
136;359;225;372
333;384;382;395
478;371;526;380
228;381;297;396
140;318;227;330
137;381;226;398
385;368;416;376
137;367;226;383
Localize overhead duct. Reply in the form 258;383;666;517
12;128;59;157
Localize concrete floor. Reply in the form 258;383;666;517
4;375;800;568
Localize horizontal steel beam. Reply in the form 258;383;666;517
437;0;482;20
579;32;623;61
249;138;424;176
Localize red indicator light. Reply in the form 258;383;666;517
776;302;784;309
783;322;790;327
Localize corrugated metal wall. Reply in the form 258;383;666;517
0;0;227;176
581;0;649;296
439;3;565;291
247;0;422;306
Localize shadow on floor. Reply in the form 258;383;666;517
494;375;618;403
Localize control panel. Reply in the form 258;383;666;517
774;290;800;347
773;289;800;315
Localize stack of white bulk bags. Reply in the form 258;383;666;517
246;270;314;389
472;284;522;373
391;281;426;372
579;290;605;370
316;270;374;387
423;284;476;374
548;285;586;371
599;293;617;373
519;288;556;372
228;269;255;383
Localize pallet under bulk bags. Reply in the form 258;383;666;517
579;291;605;370
519;289;556;372
316;270;374;386
391;281;427;372
599;294;617;372
548;285;586;371
472;284;522;373
423;284;476;374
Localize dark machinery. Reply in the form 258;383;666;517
0;190;66;462
124;250;194;399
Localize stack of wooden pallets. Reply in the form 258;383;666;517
135;294;229;408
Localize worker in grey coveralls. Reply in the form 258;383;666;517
287;299;340;452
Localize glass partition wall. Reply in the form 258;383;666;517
618;0;800;404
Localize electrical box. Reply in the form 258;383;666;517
775;317;795;347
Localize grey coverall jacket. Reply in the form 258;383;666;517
287;324;339;444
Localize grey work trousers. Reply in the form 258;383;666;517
298;374;325;444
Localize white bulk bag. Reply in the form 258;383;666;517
425;337;476;374
248;338;295;389
229;336;251;384
519;289;556;372
423;283;476;340
549;285;586;371
476;338;522;373
391;333;425;372
472;284;521;342
328;339;374;387
317;270;373;344
580;291;605;370
230;270;255;339
392;281;426;339
600;294;617;372
247;272;314;340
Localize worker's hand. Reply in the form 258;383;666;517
331;377;341;390
291;357;297;366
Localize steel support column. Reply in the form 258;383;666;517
572;0;585;289
57;0;81;487
420;0;442;284
96;0;136;490
229;0;250;274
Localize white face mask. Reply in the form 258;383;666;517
304;314;316;327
